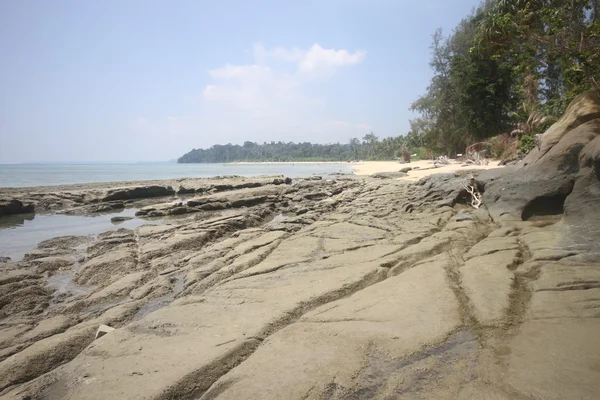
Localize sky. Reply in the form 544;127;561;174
0;0;482;163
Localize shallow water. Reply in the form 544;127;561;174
0;163;353;187
134;274;185;320
0;208;150;261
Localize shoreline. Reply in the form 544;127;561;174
0;160;502;191
1;152;598;398
1;162;595;398
227;161;355;164
351;159;501;180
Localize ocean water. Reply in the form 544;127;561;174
0;207;154;261
0;163;353;188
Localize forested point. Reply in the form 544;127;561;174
179;0;599;164
178;136;418;163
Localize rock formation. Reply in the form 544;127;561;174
0;200;34;217
0;92;599;399
480;88;600;260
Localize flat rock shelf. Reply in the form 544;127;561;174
0;90;599;400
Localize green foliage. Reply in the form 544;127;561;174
487;134;516;158
179;135;412;163
411;0;600;155
410;147;429;160
520;135;536;154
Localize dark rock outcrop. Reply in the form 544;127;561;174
481;89;600;260
177;186;196;195
416;173;473;207
102;186;175;202
0;200;34;217
110;216;133;223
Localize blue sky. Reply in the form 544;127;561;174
0;0;481;163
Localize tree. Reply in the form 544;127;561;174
349;137;361;160
362;132;379;159
411;0;599;155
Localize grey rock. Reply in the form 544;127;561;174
102;186;175;202
0;199;34;217
168;207;188;215
416;173;472;207
199;202;228;211
483;89;600;259
94;202;125;213
230;196;268;208
95;325;116;340
111;216;134;223
372;171;407;179
177;186;195;195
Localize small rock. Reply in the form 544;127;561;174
95;202;125;213
177;186;195;195
199;202;228;211
159;267;180;276
95;325;116;340
111;216;134;223
372;172;407;179
168;207;188;215
304;192;328;200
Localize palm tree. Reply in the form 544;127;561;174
362;132;379;159
349;137;361;160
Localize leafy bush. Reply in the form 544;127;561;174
410;147;429;160
520;135;535;154
487;134;516;159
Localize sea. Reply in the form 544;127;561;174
0;163;354;188
0;162;353;261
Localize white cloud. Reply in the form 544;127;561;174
255;43;365;78
203;62;300;119
202;43;365;121
296;44;365;77
131;43;369;156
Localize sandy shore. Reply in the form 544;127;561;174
228;161;352;165
227;159;502;181
352;159;501;181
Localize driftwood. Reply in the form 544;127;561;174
462;177;482;209
463;142;489;166
434;155;450;167
466;150;489;166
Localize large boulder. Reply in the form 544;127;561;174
480;89;600;260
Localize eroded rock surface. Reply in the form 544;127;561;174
1;105;600;400
480;89;600;260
